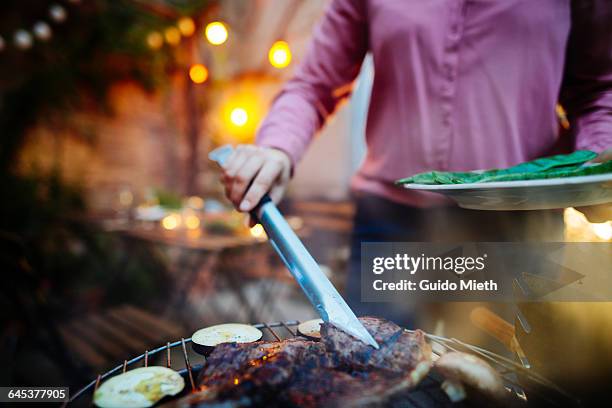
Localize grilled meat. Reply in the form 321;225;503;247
320;316;431;375
175;317;432;408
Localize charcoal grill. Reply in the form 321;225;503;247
63;320;578;407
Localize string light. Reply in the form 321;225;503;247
33;22;52;41
161;213;181;230
164;27;181;46
49;4;67;23
13;30;33;50
146;31;163;50
178;17;195;37
230;107;248;127
268;41;292;69
205;22;228;45
189;64;209;84
184;214;201;230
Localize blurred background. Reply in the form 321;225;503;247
0;0;610;395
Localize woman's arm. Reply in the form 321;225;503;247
560;0;612;156
223;0;368;212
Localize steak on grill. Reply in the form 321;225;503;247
173;317;432;408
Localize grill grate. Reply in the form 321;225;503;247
63;320;576;407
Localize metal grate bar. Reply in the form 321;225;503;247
280;321;297;337
65;321;573;407
263;322;282;342
181;338;196;391
166;342;171;368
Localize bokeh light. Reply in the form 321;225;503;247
268;41;292;69
189;64;209;84
164;27;181;46
177;17;195;37
205;22;228;45
184;214;201;230
146;31;163;50
230;107;248;127
161;213;181;230
249;224;266;239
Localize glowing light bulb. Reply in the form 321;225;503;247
205;22;228;45
162;213;181;230
230;108;248;127
185;214;201;230
147;31;163;50
189;64;208;84
177;17;195;37
268;41;292;69
164;27;181;46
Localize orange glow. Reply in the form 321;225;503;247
189;64;209;84
268;41;292;69
146;31;163;50
177;17;195;37
185;214;201;230
233;378;239;385
164;27;181;46
205;22;228;45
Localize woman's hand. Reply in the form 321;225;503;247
221;145;291;214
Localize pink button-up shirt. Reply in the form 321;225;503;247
257;0;612;206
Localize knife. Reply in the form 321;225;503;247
209;145;379;349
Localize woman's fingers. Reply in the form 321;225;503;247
228;154;265;205
220;145;292;214
239;160;283;211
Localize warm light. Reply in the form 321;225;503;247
146;31;163;50
592;223;612;241
185;214;201;230
189;64;209;84
186;196;205;210
177;17;195;37
161;213;181;230
164;27;181;46
268;41;292;69
205;22;228;45
564;208;612;242
230;108;248;127
233;378;239;385
249;224;266;239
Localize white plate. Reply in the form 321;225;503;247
402;173;612;210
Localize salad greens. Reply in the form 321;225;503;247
396;150;612;185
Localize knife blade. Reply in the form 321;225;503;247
209;145;379;349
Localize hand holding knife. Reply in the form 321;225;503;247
210;145;379;349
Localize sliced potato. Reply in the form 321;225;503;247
191;323;262;355
94;366;184;408
297;318;324;339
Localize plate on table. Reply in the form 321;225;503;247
402;173;612;210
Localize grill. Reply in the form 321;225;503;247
63;320;578;407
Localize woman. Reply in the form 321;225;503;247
220;0;611;321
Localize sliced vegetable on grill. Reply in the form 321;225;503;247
435;352;507;403
297;318;324;339
191;323;263;355
396;150;610;185
94;366;184;408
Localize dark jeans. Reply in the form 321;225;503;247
345;192;564;328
